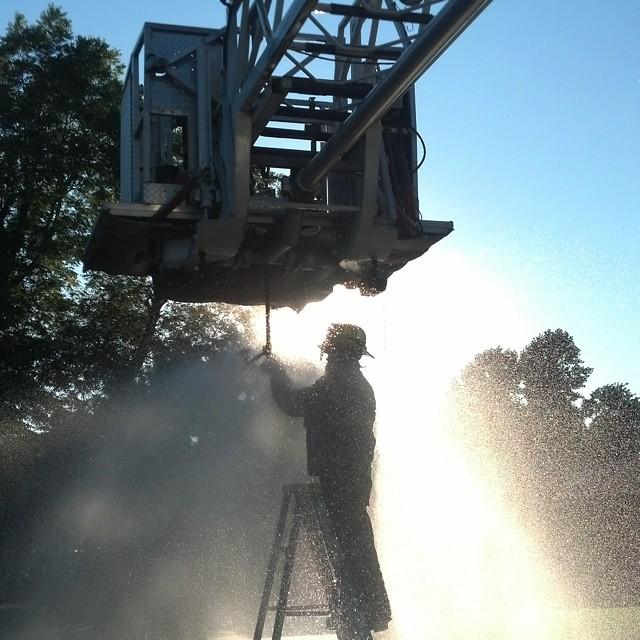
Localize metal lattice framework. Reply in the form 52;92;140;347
84;0;492;307
221;0;489;189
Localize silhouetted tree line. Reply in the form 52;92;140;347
452;330;640;606
0;9;278;637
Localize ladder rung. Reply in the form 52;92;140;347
272;76;373;100
268;605;331;616
316;2;434;25
292;41;403;60
275;106;351;123
251;146;356;170
261;126;332;142
273;104;402;125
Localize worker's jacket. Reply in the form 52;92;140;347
270;358;376;484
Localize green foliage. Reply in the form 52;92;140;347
0;5;123;415
453;331;640;605
0;7;264;622
583;383;640;458
453;347;522;465
457;347;520;407
0;7;253;429
454;329;636;478
0;5;122;297
518;329;592;406
250;168;283;197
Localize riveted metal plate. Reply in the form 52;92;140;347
143;182;182;204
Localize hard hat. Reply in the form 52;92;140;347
320;323;373;358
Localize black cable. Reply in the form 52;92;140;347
407;124;427;173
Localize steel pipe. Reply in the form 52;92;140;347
295;0;493;193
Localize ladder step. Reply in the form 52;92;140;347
272;76;373;99
275;106;351;123
251;146;356;170
316;2;434;25
261;126;332;142
267;605;331;616
291;41;404;60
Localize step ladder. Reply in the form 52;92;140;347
253;482;373;640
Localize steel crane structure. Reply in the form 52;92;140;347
84;0;492;307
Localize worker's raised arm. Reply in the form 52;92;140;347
264;358;309;418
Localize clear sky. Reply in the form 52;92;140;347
2;1;639;391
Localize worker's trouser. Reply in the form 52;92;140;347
319;472;391;630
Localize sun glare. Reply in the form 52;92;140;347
251;250;563;639
252;249;533;394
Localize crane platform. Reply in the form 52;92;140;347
84;0;492;308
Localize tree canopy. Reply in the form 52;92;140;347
0;5;123;416
0;12;253;627
452;329;640;605
0;6;250;428
454;328;640;475
0;5;121;314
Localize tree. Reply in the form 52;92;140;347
453;347;520;452
250;168;283;197
516;329;592;473
583;383;640;459
453;328;640;491
0;5;122;412
518;329;592;407
0;9;263;624
451;331;640;606
453;329;596;484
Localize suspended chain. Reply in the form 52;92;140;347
263;265;272;357
247;265;272;362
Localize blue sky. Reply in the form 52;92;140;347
3;1;639;391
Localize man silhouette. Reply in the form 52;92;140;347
266;324;391;638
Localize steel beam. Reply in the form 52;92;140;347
316;2;434;24
295;0;493;192
235;0;318;113
260;126;332;141
251;85;289;142
272;76;373;99
292;42;404;60
274;106;352;123
251;147;355;170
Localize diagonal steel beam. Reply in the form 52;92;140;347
296;0;493;192
235;0;318;114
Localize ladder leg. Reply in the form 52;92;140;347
253;489;293;640
271;502;304;640
254;484;372;640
